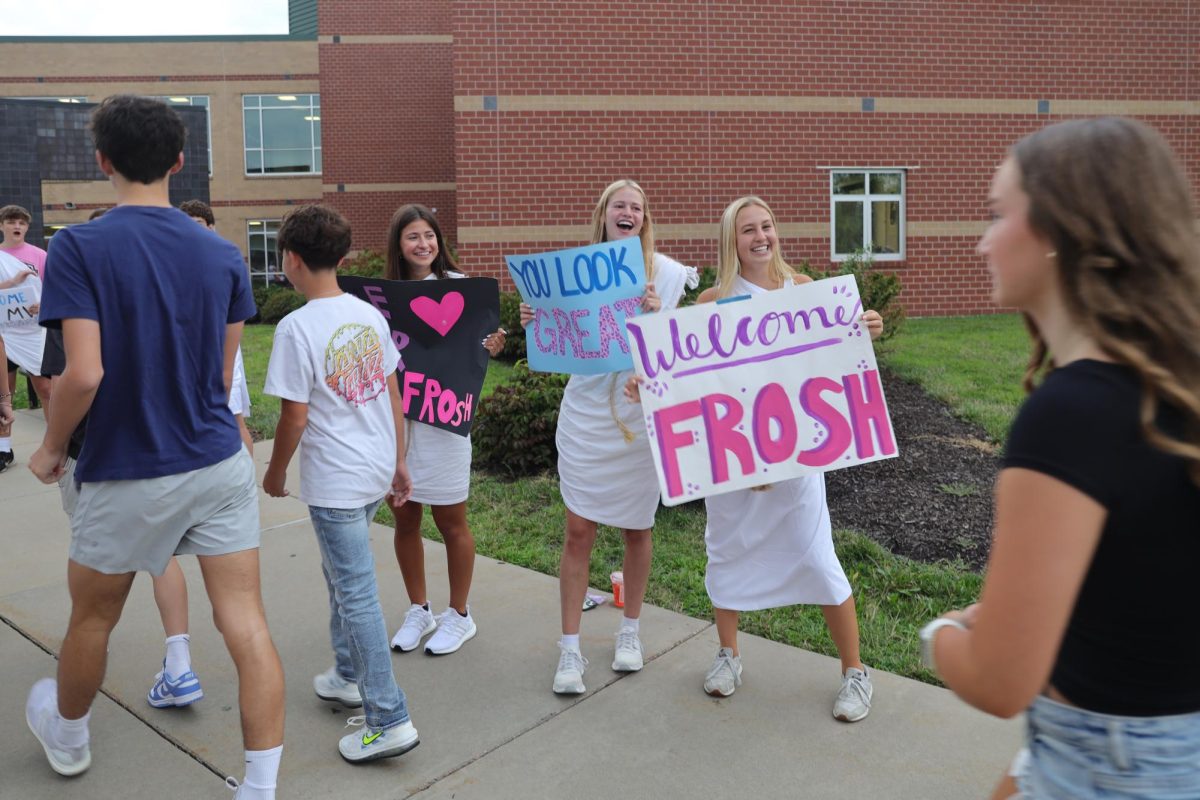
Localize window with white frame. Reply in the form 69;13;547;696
243;94;321;175
151;96;212;175
830;170;905;260
247;219;284;285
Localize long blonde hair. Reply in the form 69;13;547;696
1013;117;1200;483
590;179;656;284
715;196;797;299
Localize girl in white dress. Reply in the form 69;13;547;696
386;204;506;656
522;180;698;694
642;196;882;720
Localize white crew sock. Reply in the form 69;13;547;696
238;744;282;799
560;634;580;651
164;633;191;678
619;616;640;633
0;436;11;451
56;709;91;749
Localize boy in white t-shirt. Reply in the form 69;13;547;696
0;248;47;470
262;204;419;763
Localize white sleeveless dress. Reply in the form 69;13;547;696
703;274;852;611
406;272;473;506
556;253;699;530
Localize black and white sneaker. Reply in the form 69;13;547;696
0;450;14;473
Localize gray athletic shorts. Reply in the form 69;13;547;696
67;448;260;576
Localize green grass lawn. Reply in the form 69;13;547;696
240;325;279;440
876;314;1028;442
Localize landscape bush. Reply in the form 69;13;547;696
800;250;905;340
472;361;567;476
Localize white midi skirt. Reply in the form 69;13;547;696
704;474;851;611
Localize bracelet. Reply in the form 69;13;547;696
919;617;967;670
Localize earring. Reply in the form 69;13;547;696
1045;251;1057;259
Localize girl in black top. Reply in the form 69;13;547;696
922;117;1200;799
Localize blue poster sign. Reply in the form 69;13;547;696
505;238;647;374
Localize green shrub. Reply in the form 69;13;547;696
340;248;386;278
249;284;273;323
679;265;716;307
258;286;307;323
800;250;905;341
497;291;526;360
472;361;567;476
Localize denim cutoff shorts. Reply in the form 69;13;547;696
1013;694;1200;799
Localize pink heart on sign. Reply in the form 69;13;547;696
410;291;464;337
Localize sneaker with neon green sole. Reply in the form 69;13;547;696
338;717;419;763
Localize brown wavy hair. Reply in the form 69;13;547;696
385;204;461;281
1012;117;1200;483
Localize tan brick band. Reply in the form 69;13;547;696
321;182;457;193
456;221;979;245
318;35;453;44
455;95;1200;116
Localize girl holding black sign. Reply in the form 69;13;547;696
385;203;506;656
522;179;698;695
629;196;882;721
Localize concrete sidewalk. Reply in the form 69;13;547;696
0;408;1020;799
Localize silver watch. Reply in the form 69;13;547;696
919;617;967;670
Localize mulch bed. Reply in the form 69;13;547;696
824;368;1001;570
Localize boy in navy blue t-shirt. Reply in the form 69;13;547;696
25;95;285;800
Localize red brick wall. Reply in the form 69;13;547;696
456;1;1194;98
320;190;458;258
319;1;456;253
449;0;1200;317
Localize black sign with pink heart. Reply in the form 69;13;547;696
337;275;501;437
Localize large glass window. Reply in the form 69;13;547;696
247;219;284;285
243;94;321;175
151;96;212;175
830;170;905;261
3;95;87;103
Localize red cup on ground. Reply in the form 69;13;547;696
610;571;625;608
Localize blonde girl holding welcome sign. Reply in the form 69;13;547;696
522;179;698;694
631;196;882;721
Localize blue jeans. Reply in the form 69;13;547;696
1016;695;1200;799
309;501;409;730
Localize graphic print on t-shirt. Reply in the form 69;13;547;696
324;322;387;405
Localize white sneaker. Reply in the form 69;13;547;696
338;716;420;763
612;626;643;672
391;604;437;652
833;666;873;722
703;648;743;697
313;666;362;708
425;607;477;655
225;777;272;798
552;644;588;694
26;678;91;777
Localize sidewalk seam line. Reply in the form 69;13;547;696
1;612;229;783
